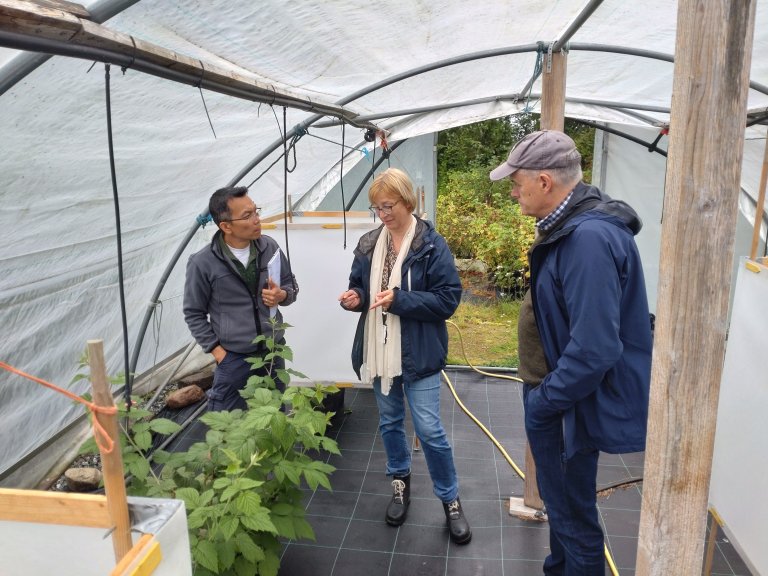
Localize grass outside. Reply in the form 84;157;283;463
447;278;521;367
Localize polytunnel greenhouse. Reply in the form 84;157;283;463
1;0;767;574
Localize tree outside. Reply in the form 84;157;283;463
437;113;595;366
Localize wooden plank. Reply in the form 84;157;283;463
0;487;112;528
0;0;81;40
110;534;163;576
261;210;370;223
36;0;89;19
636;1;757;574
89;339;133;562
0;0;365;123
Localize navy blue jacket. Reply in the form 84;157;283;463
346;218;462;382
525;182;652;457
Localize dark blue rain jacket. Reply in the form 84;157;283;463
525;182;653;457
346;218;462;383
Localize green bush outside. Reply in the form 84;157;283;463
436;168;535;295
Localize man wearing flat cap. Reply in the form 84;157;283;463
491;130;652;575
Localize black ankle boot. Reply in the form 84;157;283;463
443;497;472;544
385;474;410;526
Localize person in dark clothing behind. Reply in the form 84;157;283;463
490;130;652;575
338;168;471;544
183;186;298;411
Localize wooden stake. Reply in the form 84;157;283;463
636;2;757;574
749;135;768;260
88;339;132;562
518;48;569;512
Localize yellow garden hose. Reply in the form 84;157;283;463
443;320;621;576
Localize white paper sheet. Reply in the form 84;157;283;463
267;251;281;318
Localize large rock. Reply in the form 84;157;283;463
455;258;488;274
166;384;205;409
64;467;102;492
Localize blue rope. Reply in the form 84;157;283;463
196;213;213;227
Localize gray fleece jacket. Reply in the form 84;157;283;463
183;231;298;354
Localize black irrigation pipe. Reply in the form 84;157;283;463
570;118;669;157
344;139;407;211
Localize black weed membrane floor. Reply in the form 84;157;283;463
164;369;754;576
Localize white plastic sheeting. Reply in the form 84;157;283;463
1;1;767;480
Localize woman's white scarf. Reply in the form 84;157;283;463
361;215;417;395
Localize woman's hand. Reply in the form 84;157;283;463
339;289;361;310
370;289;394;311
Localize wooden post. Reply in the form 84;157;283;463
88;339;132;562
540;49;567;132
522;47;568;512
636;2;756;575
749;136;768;260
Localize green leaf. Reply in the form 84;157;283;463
148;418;182;435
248;388;274;406
320;436;341;455
193;539;218;573
220;484;239;503
234;533;264;564
186;508;207;530
233;556;258;576
286;367;307;379
212;477;232;491
269;502;294;516
131;421;151;435
174;487;201;509
201;410;234;431
133;430;152;451
257;552;281;576
293;517;316;541
250;334;267;347
126;454;151;480
217;515;240;541
199;489;215;507
235;491;263;516
270;514;295;539
221;448;241;466
274;461;301;485
303;468;331;491
232;477;263;492
275;369;291;386
239;510;277;534
217;539;236;571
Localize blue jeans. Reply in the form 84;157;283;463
524;384;604;576
209;350;286;411
373;372;458;503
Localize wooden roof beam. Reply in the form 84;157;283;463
0;0;370;127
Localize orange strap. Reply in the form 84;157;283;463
0;361;119;454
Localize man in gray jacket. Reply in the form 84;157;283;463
183;186;298;411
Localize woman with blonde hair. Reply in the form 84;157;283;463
338;168;471;544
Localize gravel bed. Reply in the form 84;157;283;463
48;380;180;492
